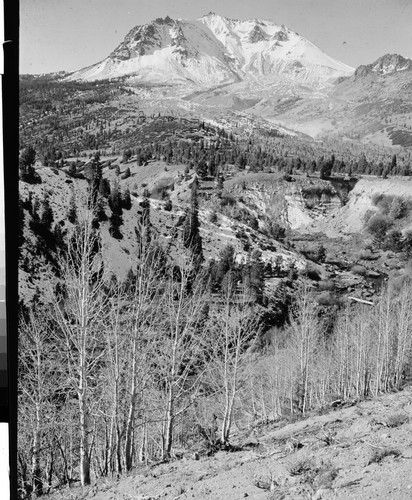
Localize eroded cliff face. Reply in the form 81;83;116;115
225;175;344;231
316;177;412;235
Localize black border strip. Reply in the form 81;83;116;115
4;0;19;498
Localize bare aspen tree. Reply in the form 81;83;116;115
206;281;260;446
312;332;332;408
393;282;412;387
53;212;108;486
332;307;354;400
19;309;59;497
288;284;321;414
372;288;392;395
156;259;209;460
101;288;126;476
350;309;371;397
122;232;165;471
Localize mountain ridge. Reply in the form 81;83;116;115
354;53;412;78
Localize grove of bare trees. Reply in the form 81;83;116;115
18;205;412;498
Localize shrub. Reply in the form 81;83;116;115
366;214;393;243
266;220;286;241
304;268;321;281
356;249;378;261
318;280;335;291
351;264;367;276
302;245;326;263
287;456;316;477
372;193;393;215
313;461;339;490
220;194;236;207
386;413;409;428
121;167;131;179
371;193;384;207
368;447;400;465
382;229;403;252
389;197;406;219
209;210;218;223
316;291;340;306
363;209;375;224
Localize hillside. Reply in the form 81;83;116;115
47;385;412;500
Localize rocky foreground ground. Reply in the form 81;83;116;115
50;385;412;500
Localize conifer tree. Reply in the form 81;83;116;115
135;190;151;249
108;181;123;216
68;190;78;224
246;249;265;303
109;181;123;239
68;162;76;177
40;194;54;231
53;223;66;254
122;187;132;210
19;145;39;183
32;197;40;223
98;177;111;198
182;177;203;265
90;152;103;205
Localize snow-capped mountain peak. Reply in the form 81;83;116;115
67;13;354;86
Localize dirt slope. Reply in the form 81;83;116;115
49;385;412;500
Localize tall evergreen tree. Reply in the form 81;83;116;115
68;190;78;224
136;189;151;248
108;181;123;239
19;145;38;183
182;177;203;265
98;177;111;198
90;152;102;205
40;194;54;231
122;187;132;210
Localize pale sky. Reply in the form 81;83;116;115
20;0;412;74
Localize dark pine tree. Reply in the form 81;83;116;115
67;190;78;224
40;194;54;231
108;181;123;239
391;154;397;172
182;177;203;267
98;177;111;198
90;152;103;205
19;145;39;183
122;187;132;210
136;189;152;248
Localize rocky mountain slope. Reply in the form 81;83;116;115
67;13;353;87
